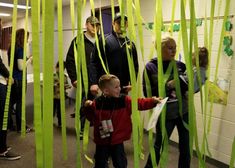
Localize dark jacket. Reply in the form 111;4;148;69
66;33;96;84
0;57;9;78
84;94;157;145
89;31;139;91
8;46;23;80
143;58;188;119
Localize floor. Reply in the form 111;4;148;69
0;101;220;168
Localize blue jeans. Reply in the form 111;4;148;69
0;83;7;153
94;143;127;168
145;113;190;168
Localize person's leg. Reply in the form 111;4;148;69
56;99;61;126
15;81;22;132
94;145;109;168
176;114;190;168
145;118;176;168
0;83;7;153
110;143;127;168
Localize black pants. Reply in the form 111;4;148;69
145;114;190;168
8;80;23;131
53;98;61;126
94;143;127;168
0;83;7;153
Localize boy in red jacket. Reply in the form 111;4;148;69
84;74;161;168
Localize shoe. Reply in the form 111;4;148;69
70;113;75;118
7;147;11;151
80;132;83;140
0;151;21;161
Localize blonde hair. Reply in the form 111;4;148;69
98;74;119;91
161;35;175;47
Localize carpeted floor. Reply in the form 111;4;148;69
0;100;219;168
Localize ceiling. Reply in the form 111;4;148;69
0;0;72;23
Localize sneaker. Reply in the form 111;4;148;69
0;151;21;161
7;147;11;151
80;132;83;140
70;113;75;118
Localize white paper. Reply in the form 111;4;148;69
146;97;168;131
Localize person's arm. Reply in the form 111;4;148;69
65;38;77;86
137;97;161;110
83;100;95;122
132;42;139;77
142;61;159;97
89;37;106;95
0;57;9;78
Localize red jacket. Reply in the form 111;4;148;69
85;95;157;145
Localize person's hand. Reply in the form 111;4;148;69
90;84;99;96
123;83;132;93
72;81;77;88
84;100;93;107
152;96;162;104
167;80;175;89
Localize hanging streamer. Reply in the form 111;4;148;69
57;0;68;160
230;137;235;168
126;0;140;167
31;0;43;167
42;0;54;167
21;0;29;137
3;0;17;131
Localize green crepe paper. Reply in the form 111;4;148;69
21;0;29;137
42;0;54;167
3;0;17;131
31;0;43;167
230;137;235;168
126;0;140;167
57;0;68;160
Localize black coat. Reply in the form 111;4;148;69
66;33;96;84
89;31;139;91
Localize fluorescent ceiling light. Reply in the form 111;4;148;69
0;2;31;9
0;13;11;16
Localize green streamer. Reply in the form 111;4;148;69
110;0;115;21
126;45;139;168
126;1;140;167
42;0;54;167
57;0;68;160
203;1;208;48
70;0;75;36
180;0;195;158
230;137;235;168
90;0;108;74
21;0;29;137
170;0;177;36
3;0;17;131
31;0;43;167
74;0;85;167
153;0;169;167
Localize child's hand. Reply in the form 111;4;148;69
152;96;162;104
84;100;93;107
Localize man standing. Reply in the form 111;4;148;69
89;13;139;95
66;16;100;138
